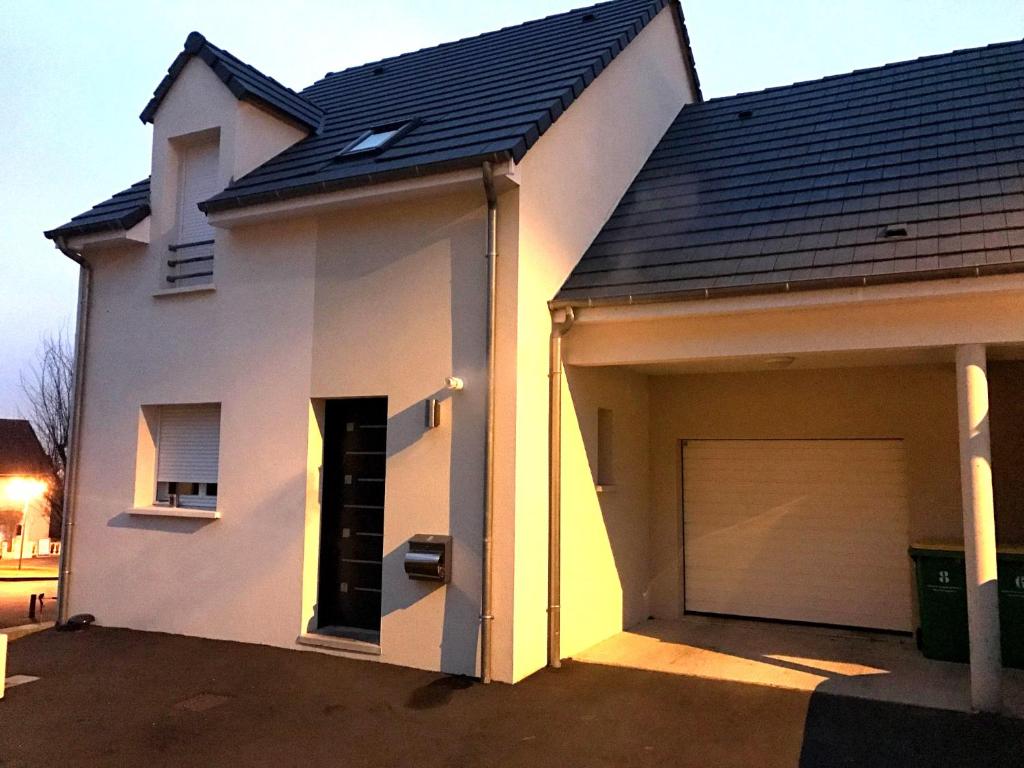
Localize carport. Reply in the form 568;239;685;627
550;275;1024;713
545;34;1024;714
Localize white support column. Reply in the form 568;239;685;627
955;343;1002;712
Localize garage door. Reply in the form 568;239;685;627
683;439;912;632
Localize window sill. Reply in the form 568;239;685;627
296;632;381;656
152;284;216;298
127;505;220;520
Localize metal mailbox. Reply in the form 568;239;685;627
404;534;451;583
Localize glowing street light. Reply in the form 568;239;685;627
2;476;48;571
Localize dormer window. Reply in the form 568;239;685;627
336;120;416;159
168;133;219;288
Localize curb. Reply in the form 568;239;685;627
1;622;55;641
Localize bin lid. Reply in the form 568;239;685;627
909;541;965;557
909;541;1024;558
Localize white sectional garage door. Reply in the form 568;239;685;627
682;439;912;631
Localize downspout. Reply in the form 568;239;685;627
480;162;498;683
53;236;91;628
547;306;575;668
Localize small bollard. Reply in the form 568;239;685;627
1;633;7;699
28;593;45;622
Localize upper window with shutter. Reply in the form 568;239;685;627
167;137;219;289
154;403;221;510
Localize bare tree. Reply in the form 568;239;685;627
21;324;75;539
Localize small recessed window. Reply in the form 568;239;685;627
338;122;413;158
152;403;221;510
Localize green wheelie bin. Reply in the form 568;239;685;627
909;544;969;662
910;543;1024;668
999;548;1024;669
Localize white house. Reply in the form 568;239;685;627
45;0;1023;711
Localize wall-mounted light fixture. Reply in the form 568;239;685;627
426;376;465;429
425;399;442;429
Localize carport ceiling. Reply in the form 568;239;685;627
627;344;1024;376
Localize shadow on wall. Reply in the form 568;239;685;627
439;198;487;678
306;191;488;677
373;378;483;677
107;513;217;535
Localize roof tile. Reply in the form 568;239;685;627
558;37;1024;302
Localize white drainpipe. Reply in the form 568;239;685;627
52;237;91;627
547;306;575;668
480;162;498;683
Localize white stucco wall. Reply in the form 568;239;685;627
510;3;696;680
560;366;651;658
69;214;318;641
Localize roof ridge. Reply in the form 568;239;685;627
192;33;310;103
697;37;1024;107
305;0;658;88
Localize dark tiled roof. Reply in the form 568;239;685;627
46;0;698;236
43;178;151;240
140;32;324;131
557;39;1024;304
202;0;695;212
0;420;51;477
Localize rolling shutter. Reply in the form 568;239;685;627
683;439;912;631
176;140;219;245
156;404;221;484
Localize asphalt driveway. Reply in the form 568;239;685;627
1;628;1021;767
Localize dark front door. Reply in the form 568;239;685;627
317;397;388;634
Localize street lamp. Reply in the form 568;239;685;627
2;477;48;571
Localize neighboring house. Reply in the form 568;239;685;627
0;420;52;557
43;0;1022;709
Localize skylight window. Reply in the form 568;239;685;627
347;127;400;153
337;121;416;158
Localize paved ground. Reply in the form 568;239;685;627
0;581;55;629
578;616;1024;716
1;628;1022;767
